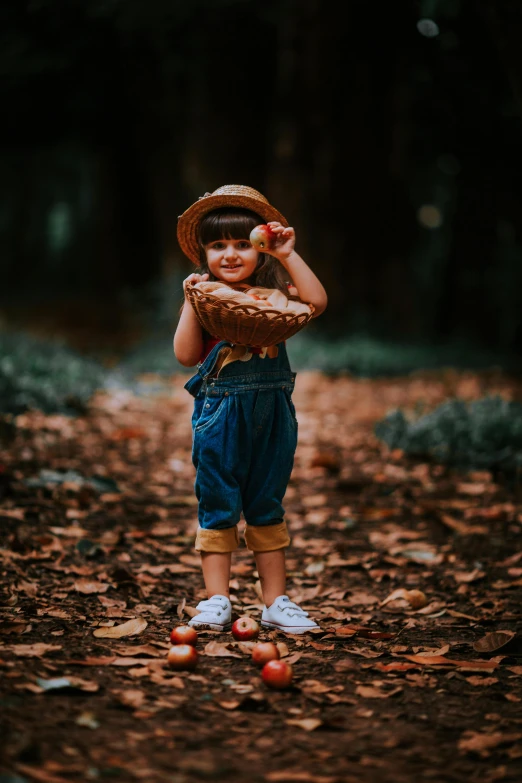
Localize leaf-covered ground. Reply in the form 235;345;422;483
1;368;522;783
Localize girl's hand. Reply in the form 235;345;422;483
265;222;296;263
183;272;209;296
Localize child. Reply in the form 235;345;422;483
174;185;327;633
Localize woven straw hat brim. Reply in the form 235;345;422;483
177;185;289;264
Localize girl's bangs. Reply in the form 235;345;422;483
198;209;261;245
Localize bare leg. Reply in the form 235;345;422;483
200;552;231;598
254;549;286;607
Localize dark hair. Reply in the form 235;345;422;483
195;208;291;292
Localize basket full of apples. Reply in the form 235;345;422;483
184;225;315;348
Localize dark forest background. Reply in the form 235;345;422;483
2;0;522;374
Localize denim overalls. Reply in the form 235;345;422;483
184;340;298;553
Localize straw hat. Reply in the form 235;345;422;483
177;184;289;264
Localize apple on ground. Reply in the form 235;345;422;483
167;644;198;671
231;616;260;641
251;642;280;667
170;625;198;646
249;224;276;251
261;659;293;689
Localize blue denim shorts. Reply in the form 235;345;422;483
186;343;298;532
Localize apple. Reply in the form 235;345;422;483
170;625;198;647
167;644;198;671
231;616;260;641
261;659;293;689
251;642;280;667
249;224;276;251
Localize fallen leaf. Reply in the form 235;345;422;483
458;731;522;755
64;657;116;666
182;605;201;618
113;644;166;657
16;580;38;597
309;642;335;651
265;771;337;782
277;642;290;657
334;627;357;637
446;609;480;621
355;685;402;699
438;512;488;536
36;676;99;692
203;641;242;658
465;676;499;686
301;680;334;694
381;588;428;610
110;657;156;666
453;569;485;584
15;763;73;783
286;718;323;731
355;627;396;640
473;631;516;654
137;564;196;575
403;654;498;669
73;578;111;594
333;658;357;672
113;689;146;708
375;662;419;672
0;643;62;657
93;617;147;638
75;711;100;729
235;641;256;654
285;651;304;665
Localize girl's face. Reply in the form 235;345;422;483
204;238;259;284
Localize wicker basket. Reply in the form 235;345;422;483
185;282;314;347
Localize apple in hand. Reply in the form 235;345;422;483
167;644;198;671
261;659;293;689
170;625;198;647
251;641;280;667
231;616;260;641
250;224;276;251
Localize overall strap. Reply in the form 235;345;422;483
183;340;232;397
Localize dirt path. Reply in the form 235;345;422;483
1;369;521;783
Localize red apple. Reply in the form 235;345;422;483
261;659;293;689
231;616;260;641
167;644;198;671
169;625;198;647
251;642;280;667
249;224;276;251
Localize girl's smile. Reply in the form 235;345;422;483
205;239;259;282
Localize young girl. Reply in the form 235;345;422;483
174;185;327;634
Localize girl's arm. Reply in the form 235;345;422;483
266;223;328;317
173;273;209;366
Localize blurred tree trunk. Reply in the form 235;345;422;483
478;0;522;121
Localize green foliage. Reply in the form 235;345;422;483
114;334;187;377
374;394;522;473
286;331;522;377
0;332;106;415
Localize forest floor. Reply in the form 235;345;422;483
1;367;522;783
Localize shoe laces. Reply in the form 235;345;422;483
276;596;309;618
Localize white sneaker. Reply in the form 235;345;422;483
261;595;320;634
188;594;232;631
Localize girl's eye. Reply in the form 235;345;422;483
237;241;250;249
210;241;224;249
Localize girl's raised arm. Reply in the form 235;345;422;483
266;223;327;317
